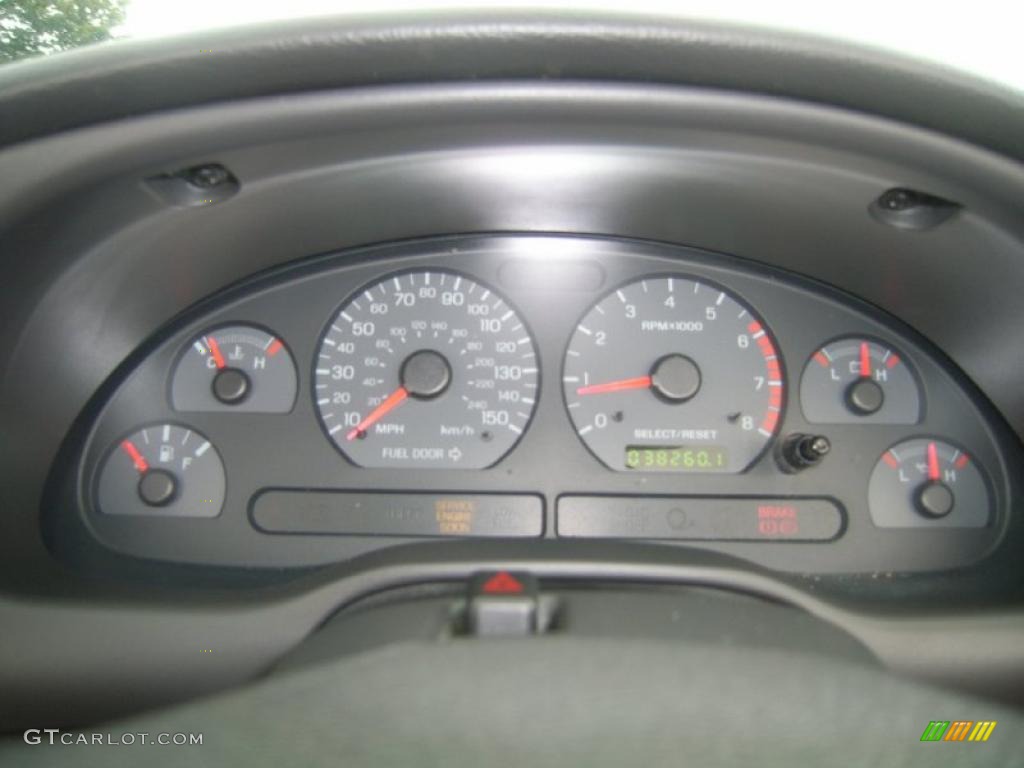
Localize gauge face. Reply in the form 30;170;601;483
314;270;539;468
171;325;297;412
869;438;990;527
800;338;920;423
563;276;783;472
96;424;224;517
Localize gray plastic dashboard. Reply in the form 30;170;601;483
4;15;1024;729
3;82;1022;595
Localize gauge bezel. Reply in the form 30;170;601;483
310;266;542;470
868;434;995;529
92;421;227;519
167;321;299;414
799;333;926;425
560;271;788;474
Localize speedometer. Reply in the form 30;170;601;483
314;270;539;468
563;276;783;472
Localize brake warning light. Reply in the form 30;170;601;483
757;505;800;536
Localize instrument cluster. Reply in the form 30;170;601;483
52;236;1017;575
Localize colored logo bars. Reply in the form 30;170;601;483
920;721;997;742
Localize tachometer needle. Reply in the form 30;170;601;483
206;336;226;369
346;387;409;441
927;441;941;481
577;375;652;396
859;342;871;378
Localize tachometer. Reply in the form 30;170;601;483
314;270;539;468
563;276;783;472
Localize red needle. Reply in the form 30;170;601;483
206;336;226;369
577;375;653;396
346;387;409;441
859;342;871;378
927;441;941;481
120;440;149;473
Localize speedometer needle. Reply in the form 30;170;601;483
346;387;409;441
577;376;652;396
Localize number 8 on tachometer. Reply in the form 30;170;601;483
562;276;784;472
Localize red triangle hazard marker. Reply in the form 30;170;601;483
481;571;524;594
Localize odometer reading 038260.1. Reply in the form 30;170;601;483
563;276;784;472
314;270;539;469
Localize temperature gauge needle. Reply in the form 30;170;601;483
346;387;409;441
927;441;941;481
577;375;652;396
206;336;226;369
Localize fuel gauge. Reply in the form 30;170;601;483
96;423;225;517
868;438;990;528
171;324;297;412
800;338;920;423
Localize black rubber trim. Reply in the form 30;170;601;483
1;11;1023;159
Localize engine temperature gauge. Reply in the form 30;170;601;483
868;438;990;528
800;338;920;423
171;325;297;412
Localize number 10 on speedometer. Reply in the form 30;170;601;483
562;276;784;472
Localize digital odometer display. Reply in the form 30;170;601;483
563;275;784;473
314;270;539;469
625;445;729;471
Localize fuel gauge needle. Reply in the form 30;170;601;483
120;440;149;473
577;376;652;396
346;387;409;441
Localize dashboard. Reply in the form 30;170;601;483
5;14;1024;745
50;234;1017;574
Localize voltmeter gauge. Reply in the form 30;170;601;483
800;338;921;423
868;438;990;528
96;424;225;517
171;325;297;412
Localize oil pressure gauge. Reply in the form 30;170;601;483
800;338;921;423
868;438;990;528
171;324;297;412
